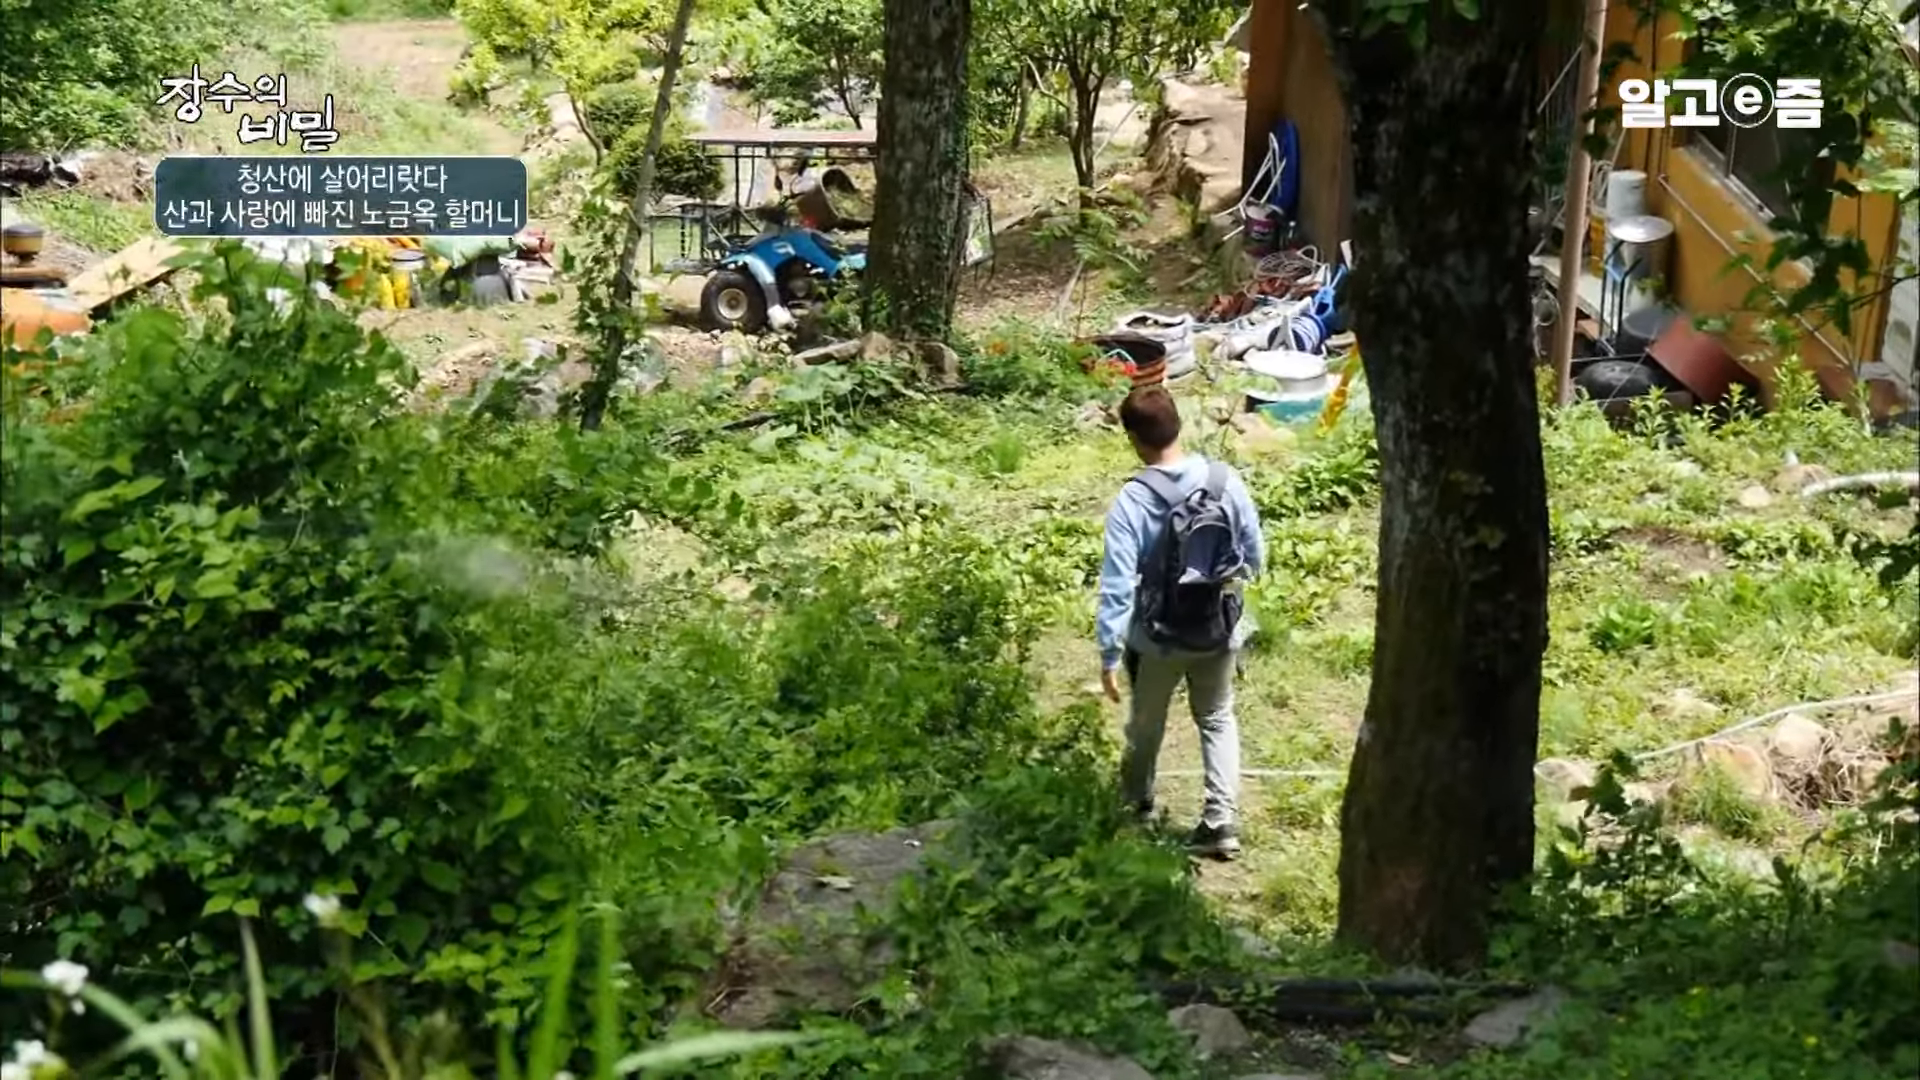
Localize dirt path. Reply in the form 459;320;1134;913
328;19;522;156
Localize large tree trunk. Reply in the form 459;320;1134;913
1325;0;1552;971
1068;76;1100;193
580;0;698;432
866;0;972;341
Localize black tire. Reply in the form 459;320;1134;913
701;269;768;333
1575;358;1669;402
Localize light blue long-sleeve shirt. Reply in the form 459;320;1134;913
1097;454;1266;670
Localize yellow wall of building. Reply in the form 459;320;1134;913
1602;5;1902;407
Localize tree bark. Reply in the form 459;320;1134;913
581;0;697;432
1323;0;1552;971
1068;75;1100;192
1009;74;1032;150
866;0;972;342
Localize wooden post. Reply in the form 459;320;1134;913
1551;0;1610;407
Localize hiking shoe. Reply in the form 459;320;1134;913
1186;822;1241;861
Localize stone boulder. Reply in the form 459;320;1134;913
710;820;955;1028
982;1036;1157;1080
1145;79;1248;216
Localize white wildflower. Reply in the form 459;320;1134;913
10;1041;51;1068
553;1071;575;1080
39;961;87;998
302;893;342;927
311;280;335;303
264;287;294;316
181;1038;199;1063
69;1000;84;1016
3;1062;27;1080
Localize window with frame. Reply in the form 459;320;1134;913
1677;30;1832;223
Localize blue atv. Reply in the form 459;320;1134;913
700;163;868;334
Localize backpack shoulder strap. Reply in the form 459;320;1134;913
1129;468;1187;509
1203;460;1229;499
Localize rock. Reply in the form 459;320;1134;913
1667;459;1704;478
1168;1003;1252;1058
1146;79;1248;215
920;341;962;385
1535;758;1597;803
1679;740;1775;801
741;376;778;405
981;1036;1156;1080
1883;939;1920;969
1768;714;1830;764
1660;688;1722;722
1074;401;1118;429
1621;780;1671;808
859;331;897;363
711;820;955;1028
1231;926;1280;960
1463;986;1569;1048
1737;484;1775;508
1770;462;1834;493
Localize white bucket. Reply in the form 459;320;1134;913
1604;170;1649;223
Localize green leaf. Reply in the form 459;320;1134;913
232;897;260;917
62;537;98;566
203;894;235;915
390;912;431;954
420;860;462;893
124;776;157;812
191;569;239;599
322;824;350;853
1454;0;1479;16
494;793;530;824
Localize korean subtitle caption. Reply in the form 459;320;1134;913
154;157;529;238
156;64;339;153
1616;75;1822;130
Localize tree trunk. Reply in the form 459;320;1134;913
866;0;972;342
1009;74;1032;150
1068;77;1099;193
580;0;698;432
1326;0;1551;971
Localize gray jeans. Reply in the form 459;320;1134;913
1120;645;1241;828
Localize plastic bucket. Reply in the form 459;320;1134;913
1244;204;1280;255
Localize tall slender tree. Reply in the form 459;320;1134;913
865;0;973;341
1320;0;1554;969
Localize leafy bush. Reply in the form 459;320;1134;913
0;249;609;1047
606;117;724;201
0;0;223;148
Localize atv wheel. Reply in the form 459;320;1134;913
701;270;767;333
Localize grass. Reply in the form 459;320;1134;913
8;190;155;254
632;352;1916;948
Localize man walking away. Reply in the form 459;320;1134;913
1096;386;1265;860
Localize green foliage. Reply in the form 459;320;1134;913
607;120;725;201
975;0;1241;188
729;0;884;128
1663;0;1919;343
0;247;609;1047
959;323;1116;400
3;913;820;1077
0;0;222;148
1433;752;1920;1080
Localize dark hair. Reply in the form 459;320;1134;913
1119;386;1181;450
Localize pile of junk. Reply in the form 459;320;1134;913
1082;117;1358;424
253;230;558;310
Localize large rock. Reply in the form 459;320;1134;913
1535;758;1597;803
1168;1003;1252;1058
711;821;955;1028
1463;987;1569;1048
982;1036;1157;1080
1678;740;1776;802
1768;714;1830;765
1145;79;1248;216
